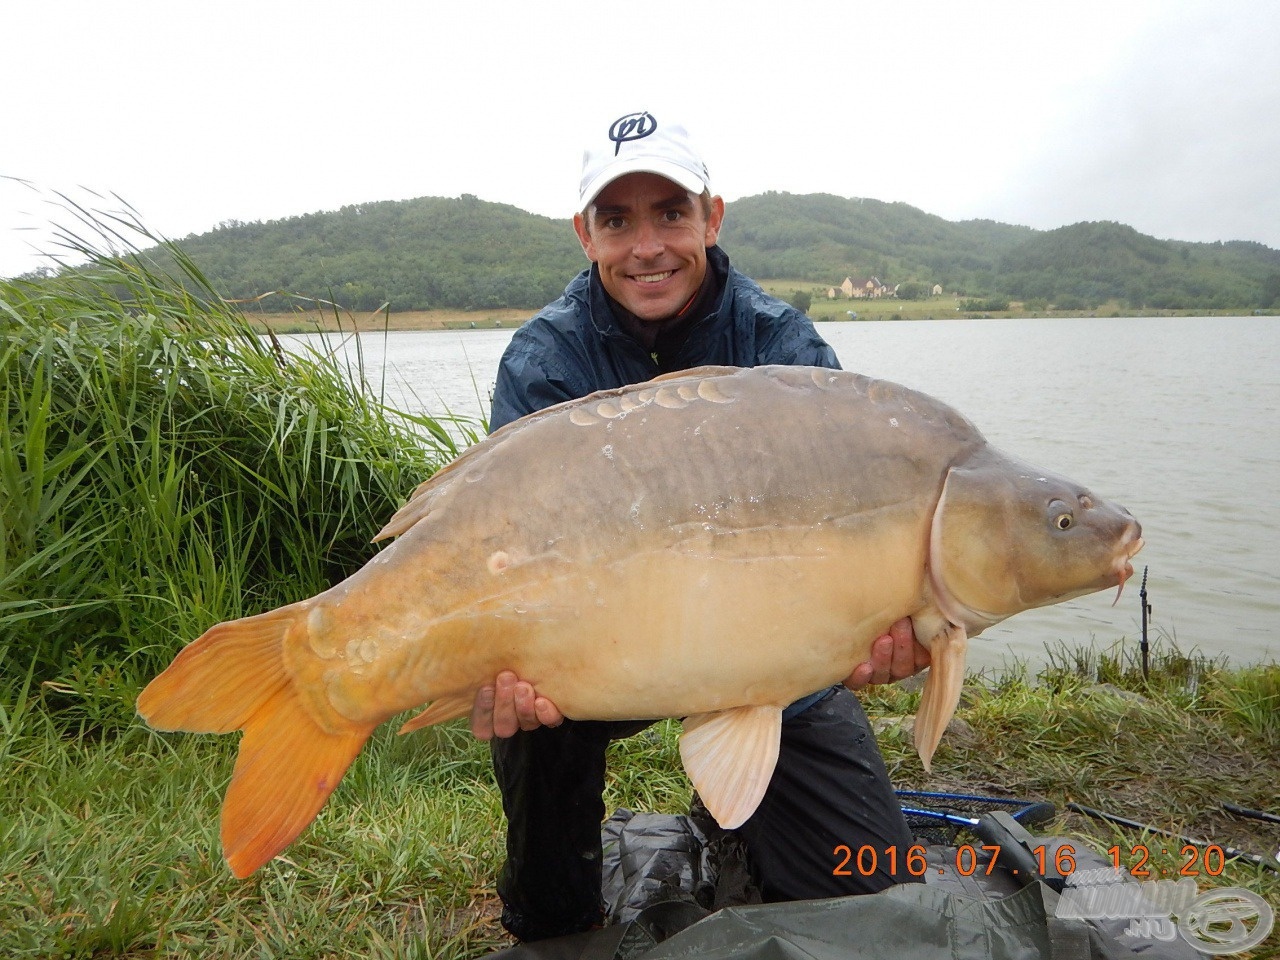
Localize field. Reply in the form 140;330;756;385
238;305;533;334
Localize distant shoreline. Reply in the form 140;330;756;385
242;301;1273;335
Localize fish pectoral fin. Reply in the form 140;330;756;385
679;704;783;830
397;693;474;734
913;623;969;773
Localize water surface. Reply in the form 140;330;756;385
282;316;1279;674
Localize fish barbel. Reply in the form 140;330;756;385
137;365;1143;877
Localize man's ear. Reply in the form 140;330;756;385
573;212;597;262
703;195;726;247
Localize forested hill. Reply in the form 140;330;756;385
161;192;1280;312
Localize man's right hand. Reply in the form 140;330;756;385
470;670;565;740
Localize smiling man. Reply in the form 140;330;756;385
479;112;929;943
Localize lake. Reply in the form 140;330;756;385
280;315;1279;676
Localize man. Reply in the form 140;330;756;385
470;111;929;943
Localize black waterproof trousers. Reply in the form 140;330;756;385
491;686;919;942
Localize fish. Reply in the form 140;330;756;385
137;364;1144;878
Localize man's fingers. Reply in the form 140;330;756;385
470;683;496;740
512;680;541;731
491;670;520;739
843;662;873;691
844;619;931;691
888;616;930;677
888;616;915;645
869;633;894;685
534;696;564;729
472;671;566;738
889;629;915;679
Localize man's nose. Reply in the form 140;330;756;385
632;220;664;259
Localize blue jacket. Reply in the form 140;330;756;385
489;246;840;432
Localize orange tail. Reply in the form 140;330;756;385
137;604;375;878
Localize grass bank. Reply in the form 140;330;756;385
2;646;1276;958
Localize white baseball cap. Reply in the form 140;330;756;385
578;112;711;211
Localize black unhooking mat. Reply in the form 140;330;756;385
482;807;1202;960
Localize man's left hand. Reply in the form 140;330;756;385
843;617;930;690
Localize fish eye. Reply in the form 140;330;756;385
1048;498;1074;530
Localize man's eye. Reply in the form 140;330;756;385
662;210;682;222
605;217;625;229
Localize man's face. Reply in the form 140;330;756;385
574;172;725;321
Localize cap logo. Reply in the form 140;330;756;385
608;112;657;155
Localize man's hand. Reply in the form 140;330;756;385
843;617;931;690
470;670;564;740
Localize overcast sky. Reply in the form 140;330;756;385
3;0;1278;279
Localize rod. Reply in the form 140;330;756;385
1139;565;1151;681
1067;803;1280;873
1223;802;1280;827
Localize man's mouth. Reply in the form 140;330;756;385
632;270;674;284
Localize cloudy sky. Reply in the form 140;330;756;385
3;0;1277;278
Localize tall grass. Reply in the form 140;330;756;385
0;206;472;725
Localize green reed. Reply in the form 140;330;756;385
0;207;473;724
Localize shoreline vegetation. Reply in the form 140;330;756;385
239;295;1275;335
2;235;1276;957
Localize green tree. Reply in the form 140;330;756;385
1263;272;1280;307
787;289;813;313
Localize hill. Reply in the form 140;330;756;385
152;193;1280;312
172;194;582;313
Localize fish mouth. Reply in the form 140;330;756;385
1111;522;1145;605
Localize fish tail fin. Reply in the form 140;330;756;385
137;605;306;734
913;623;968;772
137;606;375;878
221;688;373;878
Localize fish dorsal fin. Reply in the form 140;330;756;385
679;704;783;829
912;623;969;772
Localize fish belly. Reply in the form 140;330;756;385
303;518;930;726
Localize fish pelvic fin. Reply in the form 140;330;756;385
136;605;375;877
912;623;968;772
398;693;473;734
679;705;783;830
